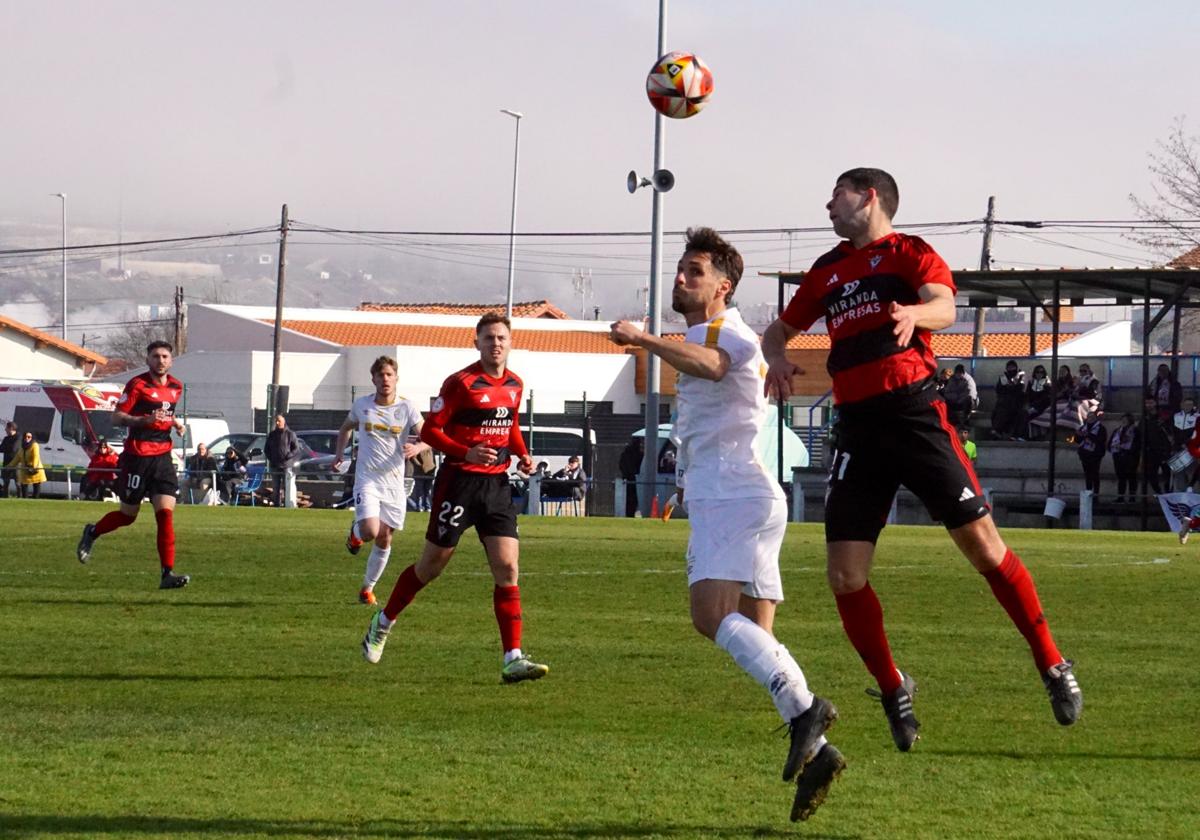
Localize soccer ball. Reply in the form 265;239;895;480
645;51;713;119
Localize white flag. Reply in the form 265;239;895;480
1157;492;1200;532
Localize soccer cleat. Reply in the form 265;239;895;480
346;521;364;555
1180;520;1191;545
358;587;377;606
782;695;838;782
159;570;190;590
1042;659;1083;726
868;671;920;752
77;523;96;564
501;655;549;684
790;743;846;822
362;611;391;664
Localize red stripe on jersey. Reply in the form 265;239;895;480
932;398;982;497
423;362;524;475
781;233;954;406
118;372;182;457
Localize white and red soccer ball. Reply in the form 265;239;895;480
645;51;713;119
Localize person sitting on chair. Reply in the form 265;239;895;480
552;455;588;501
82;438;120;500
218;446;248;503
185;443;219;501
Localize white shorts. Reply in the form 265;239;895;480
354;478;407;531
685;496;787;601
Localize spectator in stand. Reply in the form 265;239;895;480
15;431;46;498
1071;363;1103;425
1050;365;1075;426
0;421;18;498
618;437;644;517
265;414;300;508
552;454;588;501
1140;396;1174;495
218;446;248;503
410;445;436;512
1076;410;1106;498
958;427;977;463
1109;413;1139;502
1148;363;1183;422
1025;365;1053;440
1172;397;1198;448
82;439;120;500
935;367;953;393
991;360;1026;440
942;364;976;428
185;443;219;501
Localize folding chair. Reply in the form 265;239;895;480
233;465;265;507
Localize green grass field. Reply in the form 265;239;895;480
1;500;1197;840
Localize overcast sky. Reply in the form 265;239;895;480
3;0;1198;310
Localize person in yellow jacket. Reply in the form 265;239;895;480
15;431;46;498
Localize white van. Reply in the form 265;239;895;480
0;379;127;496
522;426;597;476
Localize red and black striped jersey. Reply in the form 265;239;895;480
421;362;529;475
116;372;183;457
781;233;954;406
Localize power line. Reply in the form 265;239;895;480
0;225;278;257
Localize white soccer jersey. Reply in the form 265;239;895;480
348;394;423;486
673;307;784;502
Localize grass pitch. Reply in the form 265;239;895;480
0;500;1197;839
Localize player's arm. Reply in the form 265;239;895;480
420;381;491;463
402;418;431;460
332;414;356;470
762;318;805;402
508;408;534;475
888;283;956;347
609;320;730;381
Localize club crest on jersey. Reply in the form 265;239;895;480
869;255;883;271
508;390;517;403
431;396;444;412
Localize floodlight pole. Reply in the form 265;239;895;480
51;193;67;339
501;109;523;319
640;0;668;517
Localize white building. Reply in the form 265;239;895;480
174;304;642;429
0;314;107;380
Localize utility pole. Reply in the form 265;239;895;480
271;204;289;417
173;285;186;354
971;196;996;358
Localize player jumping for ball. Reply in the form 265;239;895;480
611;228;843;822
762;168;1082;752
76;340;191;589
337;355;429;605
361;313;548;683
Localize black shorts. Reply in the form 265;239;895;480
425;465;519;548
117;450;178;505
825;386;989;543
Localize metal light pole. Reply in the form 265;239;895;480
639;0;668;516
500;109;523;319
51;193;67;339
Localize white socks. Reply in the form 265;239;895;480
715;612;818;724
364;545;391;590
504;648;523;664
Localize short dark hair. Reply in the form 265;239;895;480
684;226;743;304
370;355;398;376
476;312;511;334
146;340;173;354
837;167;900;219
953;364;966;374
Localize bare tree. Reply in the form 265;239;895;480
100;319;173;366
1129;116;1200;259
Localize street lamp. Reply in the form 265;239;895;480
50;193;67;339
500;109;523;319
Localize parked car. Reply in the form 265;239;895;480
206;432;314;466
295;429;342;456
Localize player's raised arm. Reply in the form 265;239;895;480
610;320;731;381
889;283;955;347
761;318;805;402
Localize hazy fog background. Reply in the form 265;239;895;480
2;0;1198;334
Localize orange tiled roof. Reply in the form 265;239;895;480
276;321;626;354
0;314;107;366
780;331;1081;357
1167;246;1200;269
357;300;570;319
